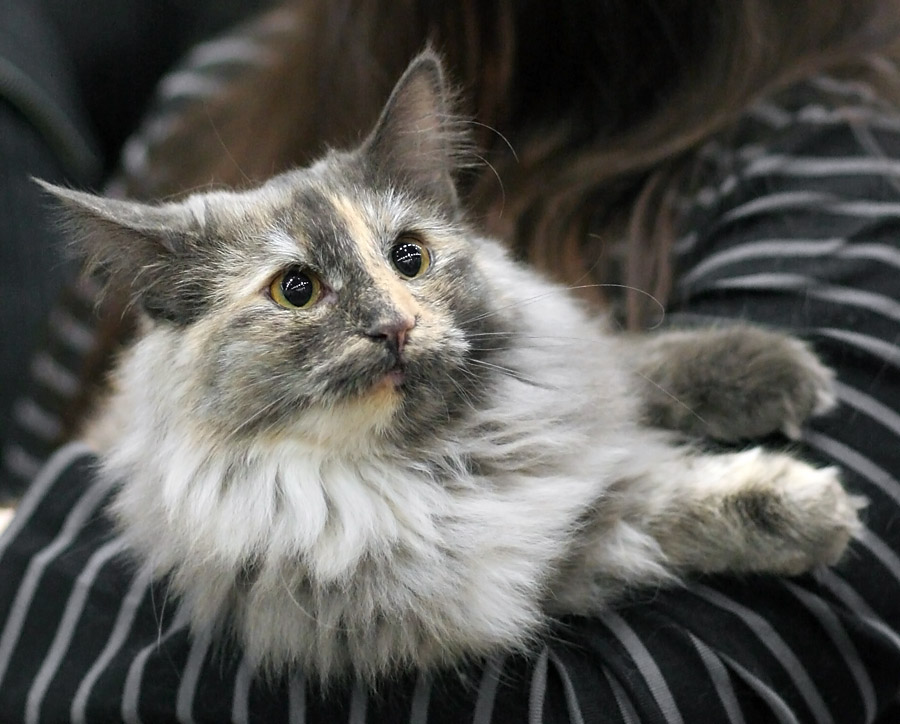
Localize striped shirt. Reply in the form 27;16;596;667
2;73;900;724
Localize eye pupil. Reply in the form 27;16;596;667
390;239;430;278
282;270;315;307
270;267;320;309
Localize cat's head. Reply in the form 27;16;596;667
43;51;515;449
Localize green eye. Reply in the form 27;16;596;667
269;267;321;309
390;237;431;279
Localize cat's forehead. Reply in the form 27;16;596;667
203;166;425;262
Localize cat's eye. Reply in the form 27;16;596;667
390;237;431;279
269;267;321;309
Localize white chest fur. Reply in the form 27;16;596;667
100;408;611;678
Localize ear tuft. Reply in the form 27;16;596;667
362;50;473;210
37;179;207;323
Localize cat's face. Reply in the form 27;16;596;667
45;52;514;448
161;169;508;446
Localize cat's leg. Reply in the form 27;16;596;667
550;445;863;612
623;326;835;441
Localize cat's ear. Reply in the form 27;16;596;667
362;50;471;210
37;180;207;323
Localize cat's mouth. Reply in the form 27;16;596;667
368;342;412;393
372;363;407;392
383;367;406;387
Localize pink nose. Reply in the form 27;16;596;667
366;316;416;355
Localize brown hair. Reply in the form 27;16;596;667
124;0;900;326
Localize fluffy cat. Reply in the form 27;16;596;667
43;51;862;681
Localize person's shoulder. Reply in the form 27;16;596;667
672;71;900;287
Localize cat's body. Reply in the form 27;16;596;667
46;52;862;681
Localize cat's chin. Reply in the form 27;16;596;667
374;367;406;390
360;370;406;410
282;383;404;452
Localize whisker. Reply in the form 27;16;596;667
469;345;576;353
463;283;666;327
592;284;667;329
278;571;355;632
467;358;549;388
465;120;520;163
462;283;610;325
203;101;253;185
467;332;593;343
226;390;298;440
633;370;709;428
441;371;481;415
473;152;505;218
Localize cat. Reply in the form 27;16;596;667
42;50;862;682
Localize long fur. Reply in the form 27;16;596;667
46;51;862;682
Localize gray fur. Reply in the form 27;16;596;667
628;325;837;441
44;51;862;682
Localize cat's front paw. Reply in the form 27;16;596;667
746;334;837;440
729;451;864;575
638;327;836;442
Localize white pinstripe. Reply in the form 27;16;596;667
120;606;191;724
687;154;900;211
472;655;505;724
288;671;306;724
783;583;877;722
678;240;900;289
802;430;900;508
814;328;900;370
349;678;368;724
175;627;214;724
855;528;900;590
528;646;550;724
833;381;900;438
25;537;126;724
814;569;900;652
603;667;640;724
0;443;91;558
704;274;900;324
408;672;431;724
547;649;586;724
230;655;254;724
721;192;900;224
715;653;801;724
688;634;746;724
70;570;153;724
688;584;833;724
599;611;684;724
0;466;110;690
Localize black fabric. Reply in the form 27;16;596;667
0;0;99;459
0;100;80;486
0;0;98;179
0;0;272;494
37;0;274;173
2;73;900;724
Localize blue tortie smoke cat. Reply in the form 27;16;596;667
42;51;862;681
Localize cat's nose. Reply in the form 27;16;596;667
365;316;416;356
